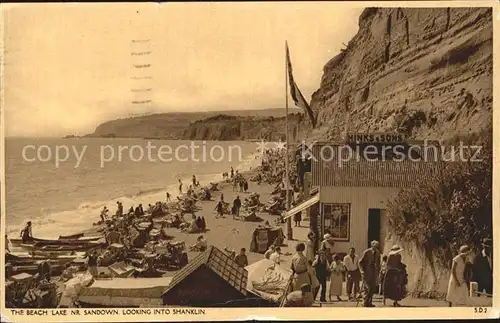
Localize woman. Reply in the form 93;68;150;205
320;234;335;263
189;235;207;252
290;243;319;292
446;245;472;307
329;254;345;301
20;221;33;243
382;245;408;307
306;232;316;265
264;245;275;260
312;251;329;302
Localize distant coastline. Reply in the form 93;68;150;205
82;108;303;141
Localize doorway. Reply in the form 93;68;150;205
368;208;381;248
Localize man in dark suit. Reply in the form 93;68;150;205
359;240;381;307
473;238;493;296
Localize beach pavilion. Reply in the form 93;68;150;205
282;133;444;254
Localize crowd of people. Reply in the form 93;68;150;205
281;234;494;307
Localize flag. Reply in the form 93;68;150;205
286;43;317;128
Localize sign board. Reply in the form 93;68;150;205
346;133;405;144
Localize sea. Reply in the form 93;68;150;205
4;138;262;239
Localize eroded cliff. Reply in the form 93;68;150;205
307;7;492;141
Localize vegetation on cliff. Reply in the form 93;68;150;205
387;127;492;266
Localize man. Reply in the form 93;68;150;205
312;251;329;302
234;248;249;268
116;201;123;217
166;191;171;202
100;207;109;222
359;240;381;307
20;221;33;243
473;238;493;296
344;247;361;300
233;196;241;219
284;283;314;307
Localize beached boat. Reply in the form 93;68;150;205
59;233;103;241
10;264;65;276
18;241;103;253
10;236;102;248
6;252;80;266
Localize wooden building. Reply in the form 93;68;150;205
284;134;444;254
161;246;249;307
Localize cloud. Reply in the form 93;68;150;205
3;3;362;137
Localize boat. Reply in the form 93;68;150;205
10;237;103;248
59;233;103;242
10;264;65;276
17;241;103;253
6;252;81;266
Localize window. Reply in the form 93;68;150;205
322;203;350;241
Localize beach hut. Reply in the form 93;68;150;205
304;134;445;254
249;226;284;253
161;246;248;307
76;277;172;307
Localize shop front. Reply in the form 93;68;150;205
310;138;444;255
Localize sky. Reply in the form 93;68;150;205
2;2;363;137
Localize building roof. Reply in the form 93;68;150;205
162;246;248;297
78;287;164;307
311;143;446;188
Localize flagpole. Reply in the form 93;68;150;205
285;41;293;241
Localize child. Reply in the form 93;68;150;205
380;255;388;302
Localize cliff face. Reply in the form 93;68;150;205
183;114;303;141
89;108;296;139
308;7;493;141
307;7;493;297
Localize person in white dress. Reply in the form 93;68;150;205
270;246;281;266
446;245;472;307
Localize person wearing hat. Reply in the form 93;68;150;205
291;243;319;293
358;240;381;307
382;245;408;307
284;283;314;307
320;233;335;263
446;245;472;306
473;238;493;296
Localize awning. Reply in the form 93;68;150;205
281;194;320;220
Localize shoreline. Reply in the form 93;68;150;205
6;149;262;239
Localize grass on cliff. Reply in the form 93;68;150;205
387;127;492;266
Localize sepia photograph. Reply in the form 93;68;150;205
0;1;496;321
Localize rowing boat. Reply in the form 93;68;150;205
17;241;103;253
10;236;103;247
6;252;81;266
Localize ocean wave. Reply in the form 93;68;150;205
6;150;258;239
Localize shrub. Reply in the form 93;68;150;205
387;128;492;265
